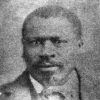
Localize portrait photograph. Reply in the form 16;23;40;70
0;0;100;100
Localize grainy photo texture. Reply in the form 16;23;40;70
0;0;100;100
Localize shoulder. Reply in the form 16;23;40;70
0;71;32;100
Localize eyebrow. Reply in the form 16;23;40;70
24;36;60;41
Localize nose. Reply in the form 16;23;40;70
40;40;55;59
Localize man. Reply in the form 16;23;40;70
0;5;83;100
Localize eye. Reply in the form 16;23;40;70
32;39;44;46
61;40;68;43
32;40;40;45
55;40;62;44
52;38;68;44
26;39;44;46
51;38;61;44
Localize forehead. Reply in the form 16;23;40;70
24;17;76;39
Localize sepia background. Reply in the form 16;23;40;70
0;0;100;99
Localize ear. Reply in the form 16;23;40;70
77;39;84;48
75;39;84;54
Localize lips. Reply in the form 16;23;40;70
37;62;63;68
39;63;56;68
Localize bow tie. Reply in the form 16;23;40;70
37;70;80;100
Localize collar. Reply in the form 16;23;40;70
29;75;44;94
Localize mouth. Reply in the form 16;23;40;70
38;62;63;68
40;63;56;68
34;61;63;72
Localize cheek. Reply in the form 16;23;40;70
57;44;75;58
25;47;42;61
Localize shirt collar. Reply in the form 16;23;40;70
29;75;44;94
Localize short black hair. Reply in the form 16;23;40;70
22;5;82;39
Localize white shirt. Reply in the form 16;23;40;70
29;75;44;94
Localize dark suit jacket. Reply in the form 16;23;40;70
0;70;84;100
0;71;38;100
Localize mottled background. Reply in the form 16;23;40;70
0;0;100;99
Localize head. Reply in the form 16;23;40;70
22;5;83;86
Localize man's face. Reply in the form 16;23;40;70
23;17;80;85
